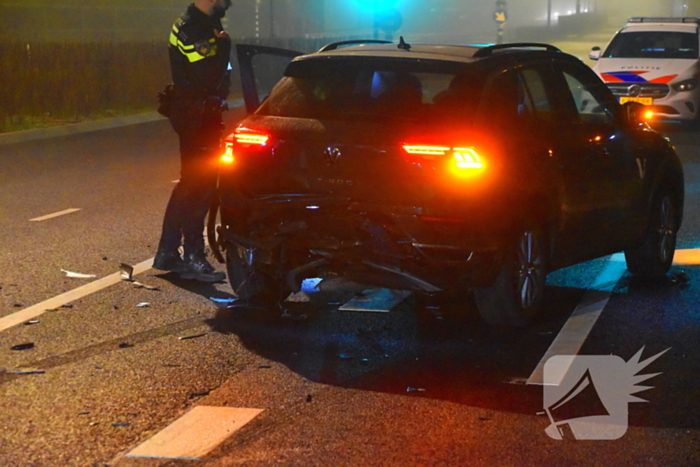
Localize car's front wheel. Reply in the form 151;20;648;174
474;219;548;327
624;191;678;278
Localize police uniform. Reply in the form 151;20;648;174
154;2;231;282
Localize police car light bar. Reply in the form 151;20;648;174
627;17;700;24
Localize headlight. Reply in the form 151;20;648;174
672;78;698;92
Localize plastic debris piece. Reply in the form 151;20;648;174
136;302;150;308
10;343;35;351
406;387;426;393
112;423;132;427
285;291;310;302
670;271;690;284
23;319;40;325
178;333;207;340
210;297;237;304
119;263;134;280
132;281;159;291
338;353;354;359
258;365;272;369
9;368;45;375
339;289;412;312
61;269;97;279
301;277;322;293
118;343;133;349
79;412;91;415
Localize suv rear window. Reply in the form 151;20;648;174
256;58;485;124
602;30;699;59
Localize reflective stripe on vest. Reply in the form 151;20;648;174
170;25;218;63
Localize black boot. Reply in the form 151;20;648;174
153;250;189;274
182;251;226;282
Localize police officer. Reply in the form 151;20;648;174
153;0;232;282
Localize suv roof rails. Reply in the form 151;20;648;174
318;39;392;53
627;17;700;24
473;42;561;58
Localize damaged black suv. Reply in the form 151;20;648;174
214;39;684;326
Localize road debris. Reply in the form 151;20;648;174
285;291;310;302
210;297;237;303
120;263;159;289
23;319;40;325
119;263;134;280
10;343;35;351
136;302;150;308
112;423;132;427
118;343;134;349
61;269;97;279
178;333;207;340
9;368;45;375
670;271;690;285
132;281;160;290
406;387;426;393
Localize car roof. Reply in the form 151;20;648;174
299;40;564;65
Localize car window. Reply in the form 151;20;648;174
557;65;616;125
603;30;699;59
517;68;556;122
257;58;483;124
480;66;556;126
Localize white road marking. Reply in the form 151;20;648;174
29;208;81;222
126;406;263;460
527;255;628;386
0;257;153;333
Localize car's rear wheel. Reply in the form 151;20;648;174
225;243;282;307
624;191;678;278
474;219;548;327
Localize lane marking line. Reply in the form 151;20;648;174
29;208;82;222
126;406;263;460
0;257;153;333
526;255;628;386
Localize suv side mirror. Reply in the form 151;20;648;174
622;101;649;125
589;46;601;61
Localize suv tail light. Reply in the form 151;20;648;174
402;144;484;175
221;127;271;164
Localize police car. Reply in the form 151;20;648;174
590;17;700;121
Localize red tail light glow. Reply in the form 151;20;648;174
402;144;484;174
220;127;271;165
234;127;269;146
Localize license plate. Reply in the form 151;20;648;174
620;96;653;105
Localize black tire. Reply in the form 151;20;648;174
474;219;548;327
624;191;678;278
225;244;281;306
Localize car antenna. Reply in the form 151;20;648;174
397;36;411;51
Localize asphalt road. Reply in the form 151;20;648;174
1;113;700;467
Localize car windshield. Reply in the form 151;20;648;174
256;57;485;124
603;30;699;59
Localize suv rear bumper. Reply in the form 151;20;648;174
218;195;508;292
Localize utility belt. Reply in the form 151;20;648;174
157;84;228;120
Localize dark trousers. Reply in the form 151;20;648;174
157;124;221;257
